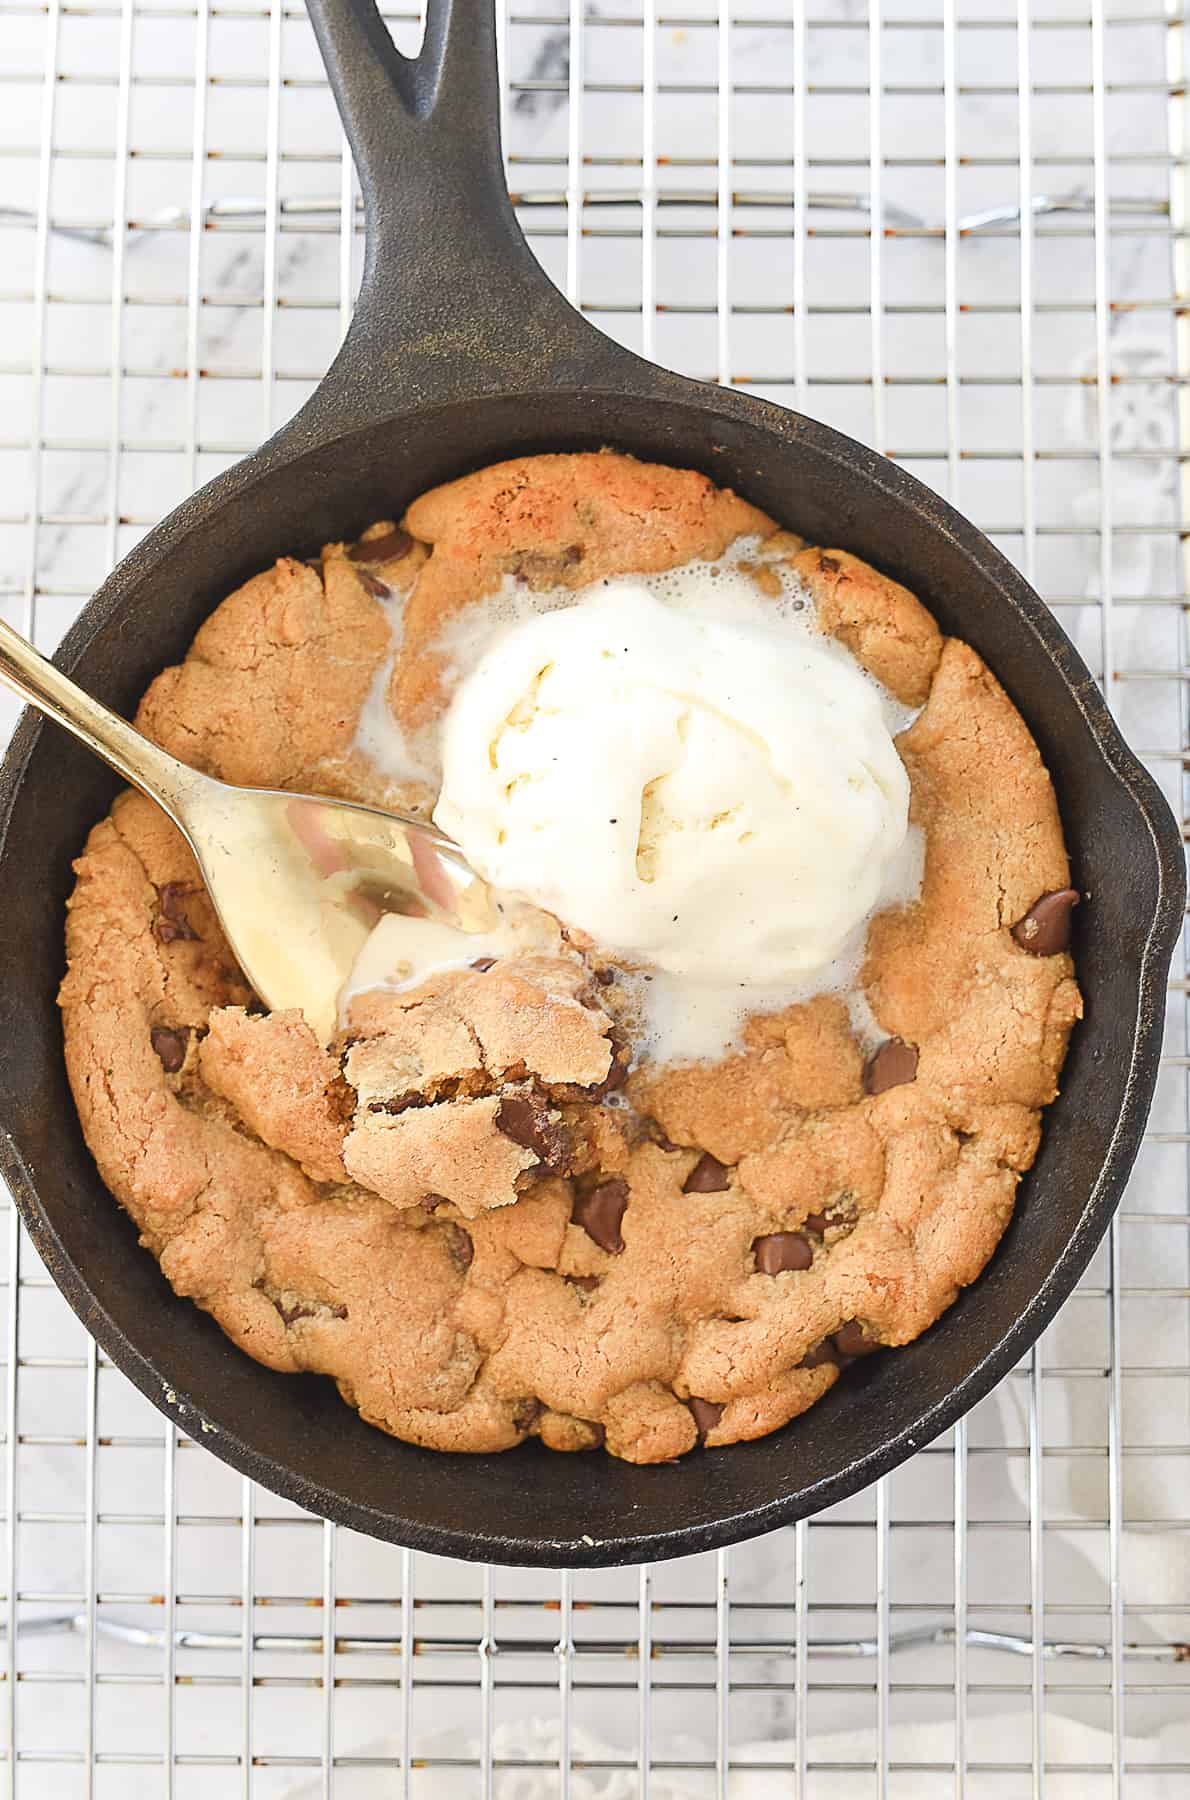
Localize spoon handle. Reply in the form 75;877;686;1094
0;618;201;821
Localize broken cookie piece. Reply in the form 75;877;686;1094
345;1093;536;1217
344;954;613;1092
331;957;614;1214
200;1007;350;1185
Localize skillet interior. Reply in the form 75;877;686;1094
0;386;1181;1566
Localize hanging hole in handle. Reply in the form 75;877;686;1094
307;0;505;190
385;9;426;58
295;0;627;435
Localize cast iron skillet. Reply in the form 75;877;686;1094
0;0;1183;1568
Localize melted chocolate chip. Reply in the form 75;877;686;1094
585;1052;629;1102
447;1225;474;1271
752;1231;813;1275
155;882;198;944
863;1037;918;1096
682;1153;731;1194
512;1397;542;1433
833;1319;880;1360
419;1193;446;1212
799;1339;840;1370
594;966;616;986
349;525;413;564
1011;887;1079;956
512;543;584;584
572;1177;628;1254
274;1296;347;1327
156;919;195;945
471;956;497;972
149;1025;190;1074
566;1274;601;1294
802;1211;830;1237
688;1397;724;1439
355;569;391;600
496;1093;572;1174
367;1090;424;1116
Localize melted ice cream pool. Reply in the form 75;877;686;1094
344;542;923;1063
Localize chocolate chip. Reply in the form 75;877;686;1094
558;1049;631;1104
496;1093;572;1174
688;1397;724;1440
155;881;198;944
349;525;413;564
566;1274;601;1294
585;1051;629;1102
682;1153;731;1194
512;547;584;585
594;966;616;986
799;1339;840;1369
368;1090;424;1116
355;569;391;599
150;1025;190;1074
493;1094;540;1137
158;882;193;915
572;1177;628;1254
447;1225;473;1271
752;1231;813;1274
1011;887;1079;956
833;1319;880;1360
863;1037;918;1096
156;919;195;944
272;1293;347;1327
471;956;497;972
804;1207;855;1238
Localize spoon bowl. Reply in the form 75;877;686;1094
0;617;493;1044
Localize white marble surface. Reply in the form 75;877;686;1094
1;1;1189;1792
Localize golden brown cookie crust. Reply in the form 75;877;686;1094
58;451;1081;1465
392;450;774;728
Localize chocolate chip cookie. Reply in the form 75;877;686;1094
58;451;1081;1463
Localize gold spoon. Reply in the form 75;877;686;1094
0;618;496;1043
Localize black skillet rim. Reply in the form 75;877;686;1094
0;393;1183;1567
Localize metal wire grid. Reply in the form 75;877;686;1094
1;0;1189;1793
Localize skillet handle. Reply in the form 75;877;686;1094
303;0;615;414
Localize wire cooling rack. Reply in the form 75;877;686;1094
2;0;1190;1794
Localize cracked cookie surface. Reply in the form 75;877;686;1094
59;450;1081;1463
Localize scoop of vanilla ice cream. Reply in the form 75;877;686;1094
433;581;910;986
